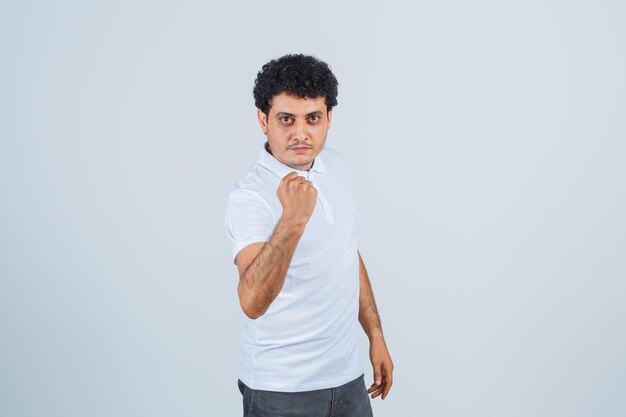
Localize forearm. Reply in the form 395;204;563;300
238;217;304;318
360;251;394;400
357;251;385;342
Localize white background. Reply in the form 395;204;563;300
1;1;625;416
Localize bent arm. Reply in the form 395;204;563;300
237;217;304;319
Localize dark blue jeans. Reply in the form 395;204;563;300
237;373;374;417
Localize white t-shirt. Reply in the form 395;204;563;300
224;141;364;392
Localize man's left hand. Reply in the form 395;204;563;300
367;337;394;400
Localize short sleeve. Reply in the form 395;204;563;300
224;189;275;266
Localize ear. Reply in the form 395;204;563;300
327;109;333;129
257;109;268;134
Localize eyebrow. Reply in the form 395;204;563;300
275;111;324;118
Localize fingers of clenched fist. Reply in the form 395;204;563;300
286;171;312;186
281;172;316;193
276;172;317;225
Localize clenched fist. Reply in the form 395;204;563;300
276;172;317;227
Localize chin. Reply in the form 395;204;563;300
290;158;313;167
293;161;313;168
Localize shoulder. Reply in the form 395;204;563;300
231;162;273;190
225;167;277;223
228;162;276;200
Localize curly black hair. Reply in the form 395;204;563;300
253;54;338;116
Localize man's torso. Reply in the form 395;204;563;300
225;142;364;392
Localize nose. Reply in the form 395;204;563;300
292;119;310;143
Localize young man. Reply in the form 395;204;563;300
224;54;393;417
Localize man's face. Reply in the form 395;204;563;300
257;92;332;171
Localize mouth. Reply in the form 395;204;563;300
290;147;311;152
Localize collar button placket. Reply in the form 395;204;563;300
309;172;334;224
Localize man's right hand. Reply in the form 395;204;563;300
236;171;315;319
276;172;317;227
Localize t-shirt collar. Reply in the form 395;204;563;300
257;141;327;178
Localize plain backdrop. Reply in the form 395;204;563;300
1;1;625;416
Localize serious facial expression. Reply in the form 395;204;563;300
257;92;332;171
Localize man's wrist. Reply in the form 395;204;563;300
277;215;307;236
367;330;386;344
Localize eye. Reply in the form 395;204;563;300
281;116;292;123
310;115;319;122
